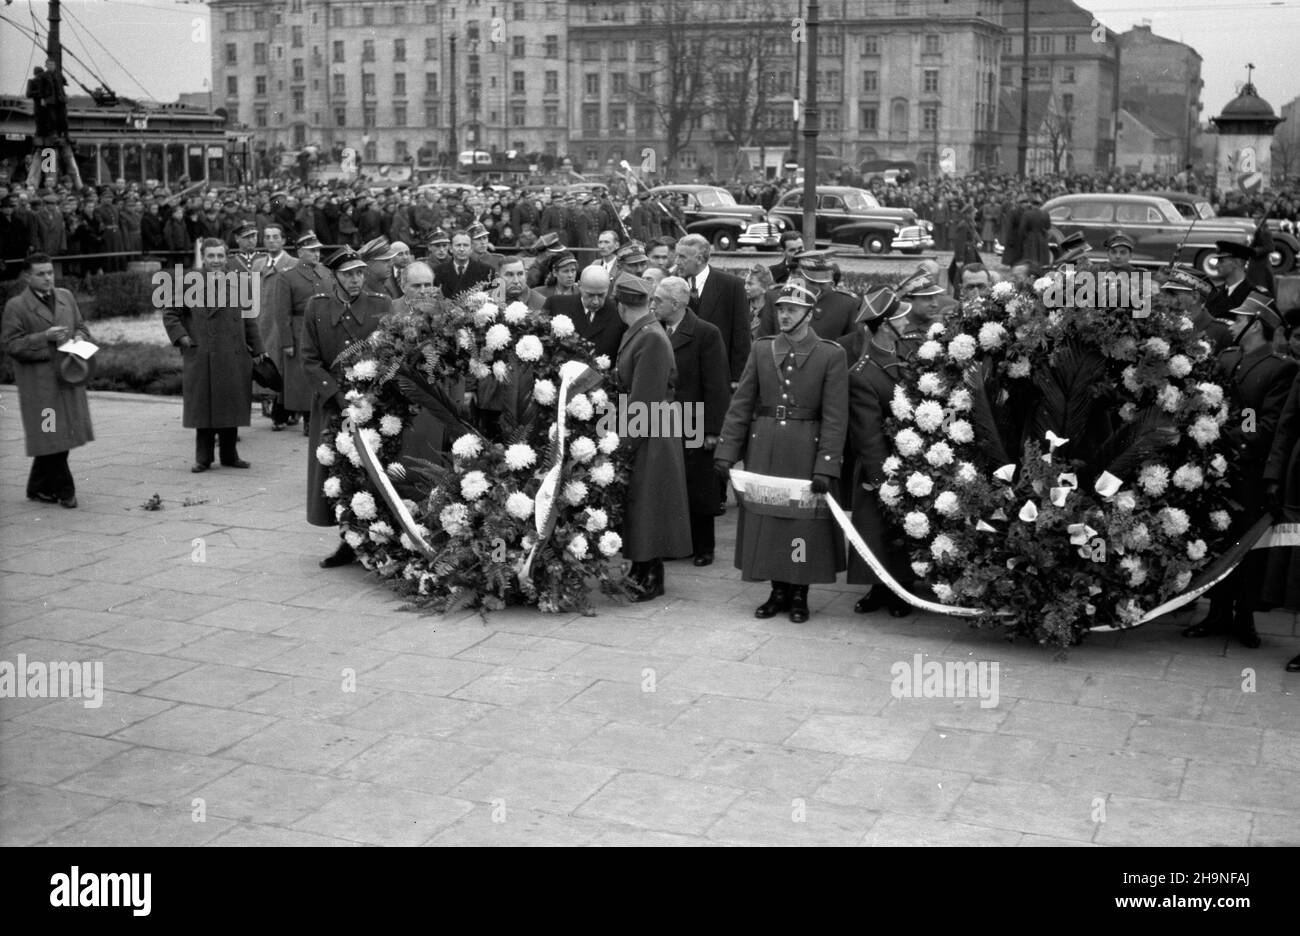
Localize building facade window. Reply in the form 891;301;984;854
609;105;627;133
255;107;267;127
255;75;267;95
862;36;879;56
612;40;627;60
254;10;266;29
612;73;628;95
333;41;344;63
362;6;374;27
544;104;559;126
585;73;601;96
425;5;438;24
394;73;406;95
225;43;237;65
362;74;376;96
860;105;878;131
291;26;303;48
545;71;558;94
512;104;526;127
582;104;600;131
394;104;407;126
363;40;375;62
425;72;438;93
862;70;878;93
363;105;376;128
335;107;347;127
226;76;238;96
394;39;406;62
425;38;437;60
513;37;525;57
636;40;654;62
924;34;940;54
292;88;304;112
545;35;559;57
1062;67;1075;84
922;106;938;131
254;43;267;65
332;8;343;27
333;74;345;96
225;12;236;31
923;69;939;94
584;41;601;61
292;58;304;80
822;106;841;130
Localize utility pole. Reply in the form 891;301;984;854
802;0;819;246
1016;0;1030;177
791;0;802;166
449;34;459;163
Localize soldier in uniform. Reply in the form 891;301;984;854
468;220;503;273
302;247;394;568
282;232;329;435
1159;264;1231;351
893;269;949;360
1184;290;1299;648
359;236;402;299
714;282;849;623
425;228;451;267
1048;231;1092;271
756;250;856;340
842;287;916;617
538;251;580;299
228;221;261;271
525;231;567;289
1207;241;1258;318
1102;231;1136;273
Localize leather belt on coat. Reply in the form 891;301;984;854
757;405;819;421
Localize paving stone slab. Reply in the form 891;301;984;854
0;782;115;847
574;771;744;836
705;791;876;846
816;758;971;820
189;763;368;826
451;753;619;814
57;746;241;806
1094;793;1253;847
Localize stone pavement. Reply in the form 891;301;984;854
1;390;1298;847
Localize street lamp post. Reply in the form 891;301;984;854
801;0;820;247
1016;0;1030;177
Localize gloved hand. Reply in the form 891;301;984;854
714;460;733;484
1265;481;1284;521
810;473;834;496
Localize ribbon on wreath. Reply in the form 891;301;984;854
350;417;437;559
519;359;604;581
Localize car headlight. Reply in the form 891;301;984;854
892;226;900;234
771;216;786;230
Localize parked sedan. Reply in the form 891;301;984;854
1152;191;1298;274
643;184;783;251
768;186;934;255
1042;193;1251;274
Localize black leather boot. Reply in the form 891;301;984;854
789;585;810;623
320;540;356;569
854;588;887;614
629;558;665;602
755;582;791;619
1232;611;1261;649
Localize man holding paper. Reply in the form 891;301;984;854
1;252;95;508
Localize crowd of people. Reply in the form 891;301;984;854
4;163;1300;669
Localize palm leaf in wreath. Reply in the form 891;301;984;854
1027;339;1110;461
1084;405;1180;483
963;360;1011;468
396;368;478;441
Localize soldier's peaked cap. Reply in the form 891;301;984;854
325;247;367;273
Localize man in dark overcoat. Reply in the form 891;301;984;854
714;282;849;623
542;265;627;363
1;253;94;507
163;238;265;472
283;232;330;434
301;248;393;567
654;276;730;566
1184;291;1299;648
255;223;302;431
613;274;692;601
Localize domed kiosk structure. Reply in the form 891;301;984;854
1211;69;1285;194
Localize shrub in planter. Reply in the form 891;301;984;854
88;341;183;395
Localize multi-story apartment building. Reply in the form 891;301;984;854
996;0;1119;174
1116;23;1203;168
209;0;570;169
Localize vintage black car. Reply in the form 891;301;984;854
1152;191;1298;274
642;184;783;251
768;186;934;255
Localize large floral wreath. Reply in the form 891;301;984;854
316;291;630;613
881;272;1239;646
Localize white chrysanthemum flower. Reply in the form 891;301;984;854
1189;415;1220;447
903;511;930;538
456;328;475;350
882;455;902;477
891;386;914;420
1178;315;1194;332
1144;337;1170;359
1122;366;1141;393
598;432;619;454
918;372;945;397
927;323;947;340
914;400;945;432
344;530;365;549
595;355;611;370
931;533;958;561
484;323;512;352
933;491;960;516
533;379;557;406
468;358;491;379
350;491;378;520
1116;490;1137;512
316;444;336;466
563;480;589;505
912;560;933;577
1138;464;1169;496
946;332;977;361
947;388;973;411
439;502;469;535
1172;464;1204;491
590;461;616;487
504;301;530;325
598;531;622;557
322;476;342;498
379;414;403;437
550;314;576;338
1196;382;1225;408
344;399;374;426
1173;571;1192;592
1158;384;1183;413
1210;454;1227;476
348;359;378;381
1168;354;1192;378
1032;275;1056;294
894;428;924;457
369;521;394;543
991;281;1015;300
475;301;501;326
1187;539;1207;561
452;434;483;460
945;419;974;444
1119;402;1138;423
585;508;609;532
567;393;594;421
1006;358;1031;379
1120;555;1148;586
916;340;943;361
1209;509;1230;531
335;504;346;520
956;462;978;485
506;491;535;520
905;471;934;497
1160;507;1190;537
504;443;537;471
933;583;955;601
460;470;490;501
492;360;510;383
879;482;901;506
589;388;609;409
978;321;1007;350
570;436;597;463
925;442;954;467
515;334;544;362
568;534;589;559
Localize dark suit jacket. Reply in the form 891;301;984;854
1207;277;1255;320
691;265;750;382
433;258;494;300
668;310;731;516
542;293;627;363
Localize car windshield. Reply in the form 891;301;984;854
842;191;879;211
1195;202;1215;221
694;188;737;208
